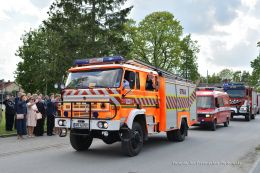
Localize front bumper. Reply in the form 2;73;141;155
55;118;120;131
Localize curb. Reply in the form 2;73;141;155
0;133;17;138
249;158;260;173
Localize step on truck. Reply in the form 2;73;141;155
196;87;231;131
55;56;197;156
223;83;257;121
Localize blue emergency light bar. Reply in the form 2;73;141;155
74;56;125;66
223;83;245;89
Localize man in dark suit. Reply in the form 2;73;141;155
3;95;16;131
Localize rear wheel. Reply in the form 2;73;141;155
70;133;93;151
224;118;229;127
167;119;187;142
211;119;217;131
251;114;255;120
121;122;144;157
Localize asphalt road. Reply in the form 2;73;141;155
1;115;260;173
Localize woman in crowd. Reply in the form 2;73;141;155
26;97;37;137
34;95;45;136
16;94;27;139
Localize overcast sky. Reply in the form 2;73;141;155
0;0;260;81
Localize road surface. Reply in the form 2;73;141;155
1;115;260;173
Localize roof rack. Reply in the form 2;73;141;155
126;59;193;83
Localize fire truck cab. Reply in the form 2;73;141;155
223;83;257;121
55;56;197;156
196;87;231;131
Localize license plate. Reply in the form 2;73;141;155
73;122;89;129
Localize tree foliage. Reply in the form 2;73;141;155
15;0;132;93
126;11;200;81
250;55;260;88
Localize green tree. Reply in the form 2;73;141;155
126;11;199;81
250;42;260;90
250;55;260;88
240;71;251;83
15;0;132;93
208;73;222;84
232;71;241;82
178;34;199;81
218;69;233;81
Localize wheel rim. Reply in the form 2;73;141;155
131;130;142;149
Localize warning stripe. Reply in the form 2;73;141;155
166;89;196;109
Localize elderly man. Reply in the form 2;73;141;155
146;72;155;90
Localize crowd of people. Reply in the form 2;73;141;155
2;92;61;139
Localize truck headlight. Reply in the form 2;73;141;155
205;114;210;118
97;121;108;129
58;120;63;126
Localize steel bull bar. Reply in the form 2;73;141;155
55;100;118;137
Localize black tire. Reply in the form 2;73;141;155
231;115;234;120
70;133;93;151
211;120;217;131
167;119;187;142
251;114;255;120
245;113;251;121
121;122;144;157
224;118;229;127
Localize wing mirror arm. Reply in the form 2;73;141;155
122;89;132;98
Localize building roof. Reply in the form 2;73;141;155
0;81;19;90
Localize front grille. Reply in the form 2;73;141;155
197;114;206;118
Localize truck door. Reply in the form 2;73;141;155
217;97;225;123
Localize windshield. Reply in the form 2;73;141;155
226;89;245;98
65;68;123;89
197;96;214;109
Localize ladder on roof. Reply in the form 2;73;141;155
126;59;192;83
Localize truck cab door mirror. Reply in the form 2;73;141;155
216;103;220;108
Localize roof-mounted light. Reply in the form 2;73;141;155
74;56;125;66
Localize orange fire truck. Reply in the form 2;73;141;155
55;56;197;156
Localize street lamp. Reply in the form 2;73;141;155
0;79;4;123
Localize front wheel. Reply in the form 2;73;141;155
211;120;217;131
167;119;187;142
245;113;251;121
121;122;144;157
70;133;93;151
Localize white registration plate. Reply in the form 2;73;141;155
73;122;89;129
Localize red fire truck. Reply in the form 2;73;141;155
223;83;257;121
257;93;260;114
196;87;231;131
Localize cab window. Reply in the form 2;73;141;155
124;70;136;89
217;97;224;107
146;72;155;91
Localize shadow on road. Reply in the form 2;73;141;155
189;124;227;131
65;135;174;158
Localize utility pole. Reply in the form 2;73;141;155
206;70;209;87
0;79;4;117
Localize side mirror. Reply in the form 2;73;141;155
60;84;65;89
216;104;220;108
